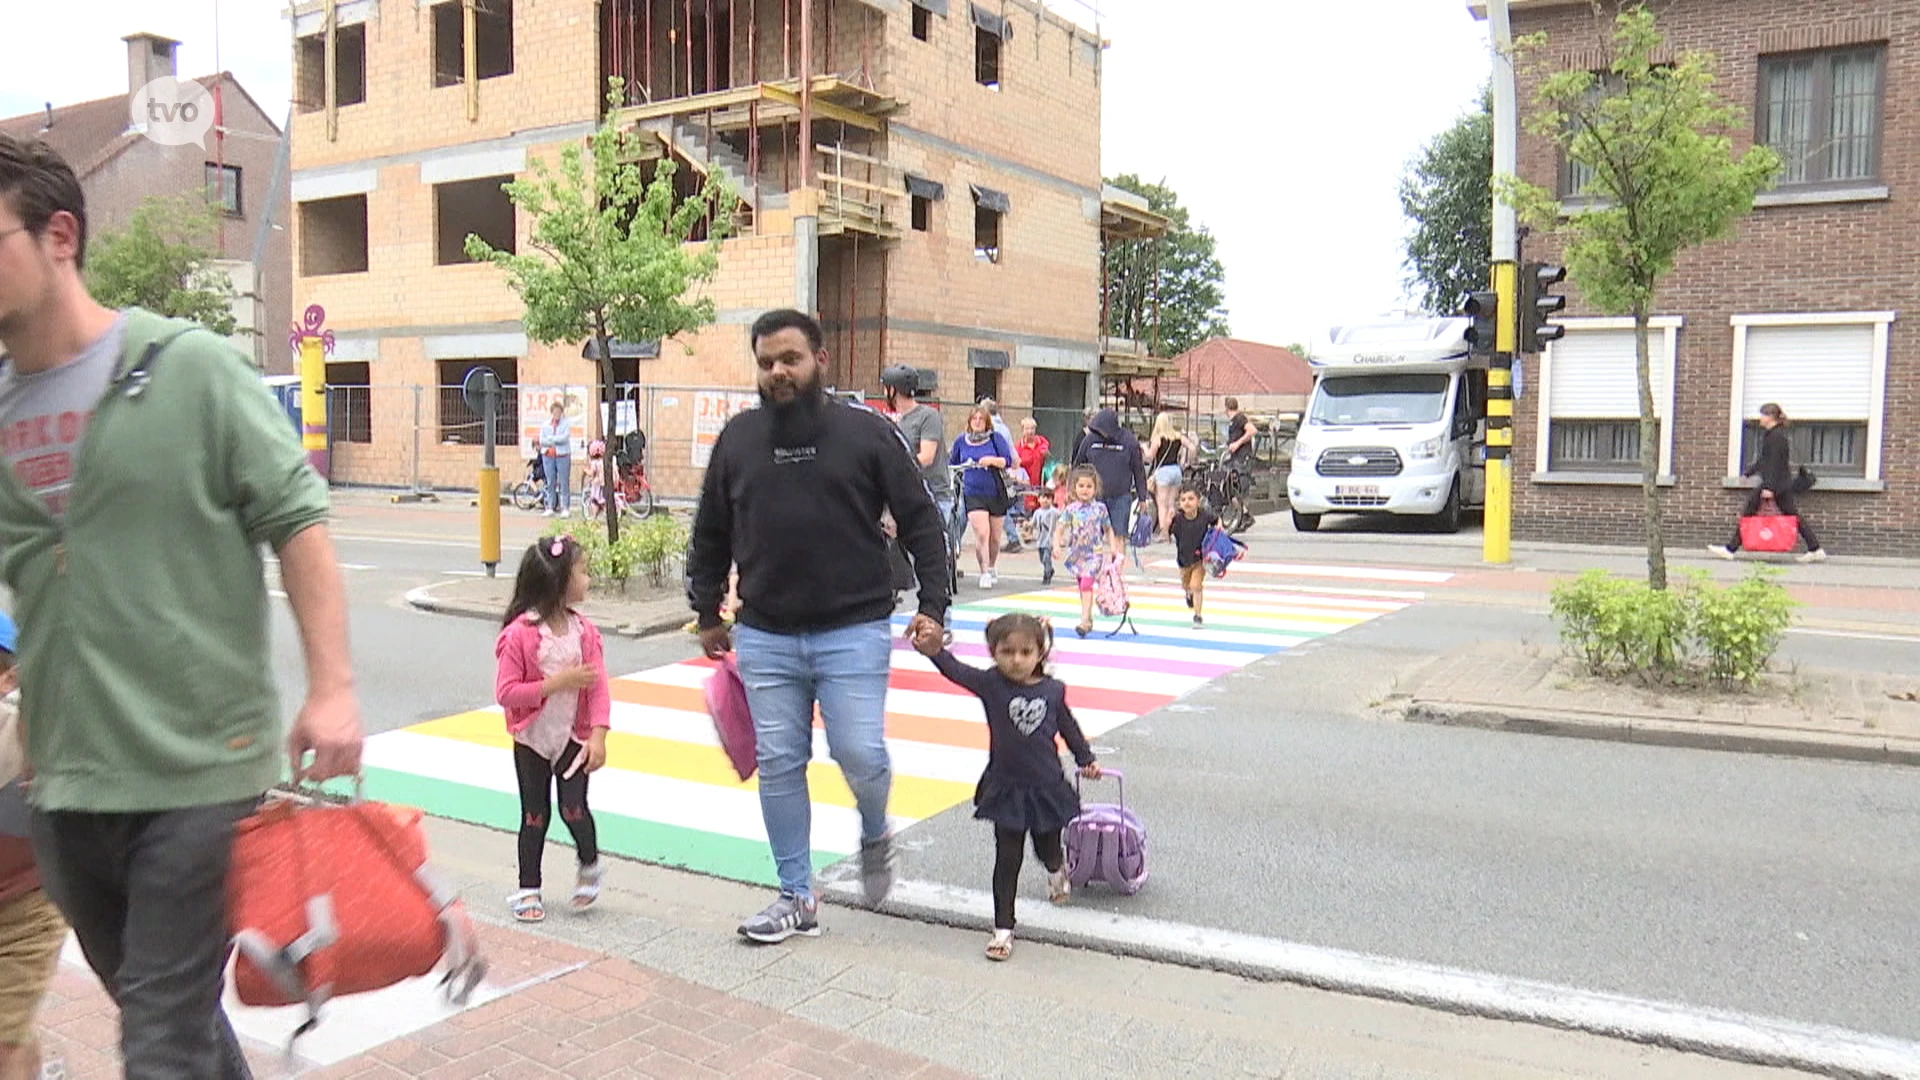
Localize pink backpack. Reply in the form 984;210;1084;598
704;654;757;781
1093;553;1129;617
1065;769;1148;895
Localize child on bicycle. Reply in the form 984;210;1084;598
912;612;1098;962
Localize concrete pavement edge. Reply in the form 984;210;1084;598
824;878;1920;1080
402;580;690;640
1395;700;1920;768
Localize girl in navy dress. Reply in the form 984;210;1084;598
912;613;1100;960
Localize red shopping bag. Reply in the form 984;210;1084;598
1739;498;1799;553
705;653;757;781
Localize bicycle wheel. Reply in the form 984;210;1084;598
511;482;540;512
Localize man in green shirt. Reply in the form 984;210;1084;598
0;134;363;1079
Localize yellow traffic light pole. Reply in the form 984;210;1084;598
1484;0;1518;565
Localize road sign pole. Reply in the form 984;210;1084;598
466;366;504;577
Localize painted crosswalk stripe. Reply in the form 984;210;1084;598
360;573;1420;886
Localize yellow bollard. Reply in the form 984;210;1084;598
1483;260;1517;566
478;465;501;576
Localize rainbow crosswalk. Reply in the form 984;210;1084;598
360;564;1436;885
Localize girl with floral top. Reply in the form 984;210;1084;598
1052;465;1116;638
495;535;612;922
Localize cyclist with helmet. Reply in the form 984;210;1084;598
882;365;958;549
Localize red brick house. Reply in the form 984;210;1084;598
0;33;291;372
1481;0;1914;556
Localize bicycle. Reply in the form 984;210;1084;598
510;455;547;512
1187;452;1255;536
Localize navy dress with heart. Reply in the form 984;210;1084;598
930;650;1096;832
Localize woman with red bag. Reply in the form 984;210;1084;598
1710;403;1826;563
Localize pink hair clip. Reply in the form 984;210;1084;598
549;538;567;558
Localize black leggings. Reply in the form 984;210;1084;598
1727;487;1821;552
514;740;599;890
992;826;1065;930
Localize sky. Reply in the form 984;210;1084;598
0;0;1494;352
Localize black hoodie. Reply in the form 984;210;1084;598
687;394;951;634
1071;408;1150;503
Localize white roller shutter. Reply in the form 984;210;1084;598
1741;324;1874;420
1549;328;1667;418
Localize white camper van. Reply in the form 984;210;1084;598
1287;317;1486;533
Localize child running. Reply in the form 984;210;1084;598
495;535;612;923
1169;484;1218;629
1053;465;1116;638
913;613;1099;961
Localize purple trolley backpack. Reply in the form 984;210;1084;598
1065;768;1147;894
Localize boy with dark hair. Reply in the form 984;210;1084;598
0;612;64;1080
1169;485;1217;629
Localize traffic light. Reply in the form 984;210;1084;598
1520;262;1567;354
1462;291;1498;356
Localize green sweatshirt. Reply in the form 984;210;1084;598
0;309;329;812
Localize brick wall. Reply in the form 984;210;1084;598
1509;0;1920;556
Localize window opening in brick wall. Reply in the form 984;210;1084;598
1740;421;1865;479
434;0;515;88
298;194;369;276
973;366;1001;404
324;362;373;444
975;28;1001;89
205;163;242;217
1550;419;1651;471
906;175;943;233
435;175;517;264
913;5;932;41
436;359;519;446
295;23;367;113
911;194;931;231
971;185;1007;263
1759;47;1884;186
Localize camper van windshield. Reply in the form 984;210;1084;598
1309;374;1449;425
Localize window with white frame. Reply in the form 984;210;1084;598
1535;318;1678;477
1728;314;1892;481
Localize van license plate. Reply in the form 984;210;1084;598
1335;485;1380;498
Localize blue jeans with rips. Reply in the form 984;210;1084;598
733;620;894;900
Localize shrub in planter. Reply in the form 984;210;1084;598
1549;568;1795;687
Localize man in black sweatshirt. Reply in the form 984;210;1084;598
688;309;949;943
1071;407;1150;555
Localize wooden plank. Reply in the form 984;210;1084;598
817;174;899;197
815;144;897;171
762;85;882;132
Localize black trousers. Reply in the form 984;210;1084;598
992;826;1065;930
30;799;258;1080
1727;487;1821;552
514;740;599;890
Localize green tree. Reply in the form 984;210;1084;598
1400;89;1492;315
86;195;239;338
468;79;736;540
1102;175;1228;358
1501;6;1779;590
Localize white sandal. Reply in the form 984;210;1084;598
572;861;603;909
985;929;1014;961
1047;867;1071;904
509;888;544;923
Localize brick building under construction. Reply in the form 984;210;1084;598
286;0;1154;496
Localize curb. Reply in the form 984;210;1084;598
402;581;690;640
1398;699;1920;768
820;879;1920;1080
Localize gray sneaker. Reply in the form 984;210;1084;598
738;892;820;943
860;831;897;906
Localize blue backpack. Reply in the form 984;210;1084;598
1201;526;1246;578
1128;500;1154;548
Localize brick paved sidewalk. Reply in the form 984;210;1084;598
34;922;968;1080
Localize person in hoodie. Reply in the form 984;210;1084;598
1071;408;1150;557
688;309;950;945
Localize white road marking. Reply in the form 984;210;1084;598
835;879;1920;1079
332;533;478;549
1148;559;1456;585
1787;627;1920;644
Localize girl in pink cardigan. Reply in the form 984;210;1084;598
495;535;612;922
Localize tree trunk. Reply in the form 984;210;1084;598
592;316;621;543
1634;303;1666;590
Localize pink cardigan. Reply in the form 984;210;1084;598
494;611;612;741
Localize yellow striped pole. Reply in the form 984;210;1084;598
1484;260;1517;565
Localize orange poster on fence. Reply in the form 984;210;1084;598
692;391;760;467
519;385;590;460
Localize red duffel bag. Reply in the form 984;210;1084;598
1739;497;1799;553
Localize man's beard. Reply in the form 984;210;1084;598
761;367;826;442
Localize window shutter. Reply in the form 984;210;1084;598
1548;329;1652;418
1741;324;1873;420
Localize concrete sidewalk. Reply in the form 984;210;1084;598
30;816;1818;1079
405;573;693;639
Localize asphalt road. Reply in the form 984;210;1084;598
898;597;1920;1042
266;498;1920;1044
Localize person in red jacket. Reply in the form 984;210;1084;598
495;536;612;923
